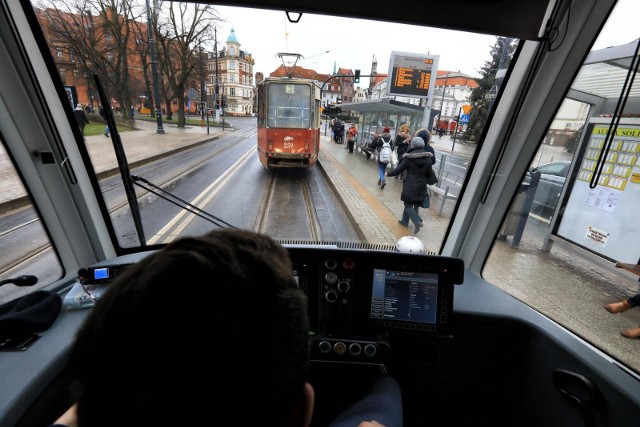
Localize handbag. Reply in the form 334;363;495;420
422;192;431;208
426;167;438;186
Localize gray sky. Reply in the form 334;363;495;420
210;2;639;88
212;6;497;86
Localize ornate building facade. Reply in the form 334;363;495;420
207;28;255;116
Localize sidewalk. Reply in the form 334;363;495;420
0;118;224;213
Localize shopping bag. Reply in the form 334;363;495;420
422;192;431;209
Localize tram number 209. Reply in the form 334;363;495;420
283;142;294;148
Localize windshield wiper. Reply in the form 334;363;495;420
94;75;146;246
131;175;235;229
94;75;235;238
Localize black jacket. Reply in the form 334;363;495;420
73;109;89;129
386;148;434;204
394;134;410;156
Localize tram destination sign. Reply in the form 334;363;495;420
387;51;439;99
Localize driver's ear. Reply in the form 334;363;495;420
285;382;315;427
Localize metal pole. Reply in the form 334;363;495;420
214;27;220;123
206;103;210;134
221;81;225;131
437;74;448;130
200;42;206;122
452;106;462;151
145;0;164;133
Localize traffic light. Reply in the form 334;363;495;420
354;69;360;83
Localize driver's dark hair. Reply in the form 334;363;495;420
67;229;309;426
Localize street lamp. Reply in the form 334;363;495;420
145;0;164;134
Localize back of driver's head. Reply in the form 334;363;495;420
69;229;309;426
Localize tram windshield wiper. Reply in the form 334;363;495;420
131;175;235;229
94;75;147;245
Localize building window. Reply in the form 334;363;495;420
59;68;66;84
229;61;236;70
230;88;236;96
108;51;114;61
56;48;63;57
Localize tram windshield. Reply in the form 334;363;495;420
266;82;312;129
1;0;640;378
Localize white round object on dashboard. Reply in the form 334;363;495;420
396;236;424;254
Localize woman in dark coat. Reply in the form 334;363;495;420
394;123;412;180
386;137;435;234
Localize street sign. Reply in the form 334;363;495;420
187;87;198;100
460;114;470;124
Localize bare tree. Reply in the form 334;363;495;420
37;0;144;121
130;18;154;115
155;2;220;127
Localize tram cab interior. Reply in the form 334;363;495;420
1;0;640;426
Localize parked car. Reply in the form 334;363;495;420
525;160;571;220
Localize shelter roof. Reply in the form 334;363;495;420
339;98;424;114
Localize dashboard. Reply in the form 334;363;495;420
288;246;464;367
78;245;465;368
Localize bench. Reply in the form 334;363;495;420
427;184;458;215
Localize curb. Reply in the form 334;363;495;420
95;134;221;181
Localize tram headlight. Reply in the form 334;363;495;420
268;139;273;151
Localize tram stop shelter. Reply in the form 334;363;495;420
338;98;426;145
533;39;640;271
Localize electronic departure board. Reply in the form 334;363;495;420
387;51;439;99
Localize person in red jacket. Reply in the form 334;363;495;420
347;123;358;153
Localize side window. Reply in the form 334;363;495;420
0;143;63;305
484;0;640;375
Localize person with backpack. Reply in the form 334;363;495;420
368;127;394;189
386;136;436;234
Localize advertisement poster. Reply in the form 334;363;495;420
557;123;640;262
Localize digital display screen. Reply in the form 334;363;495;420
93;268;109;280
387;52;439;99
370;269;439;324
391;67;432;95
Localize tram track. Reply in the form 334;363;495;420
256;169;321;241
0;129;256;276
103;128;256;212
